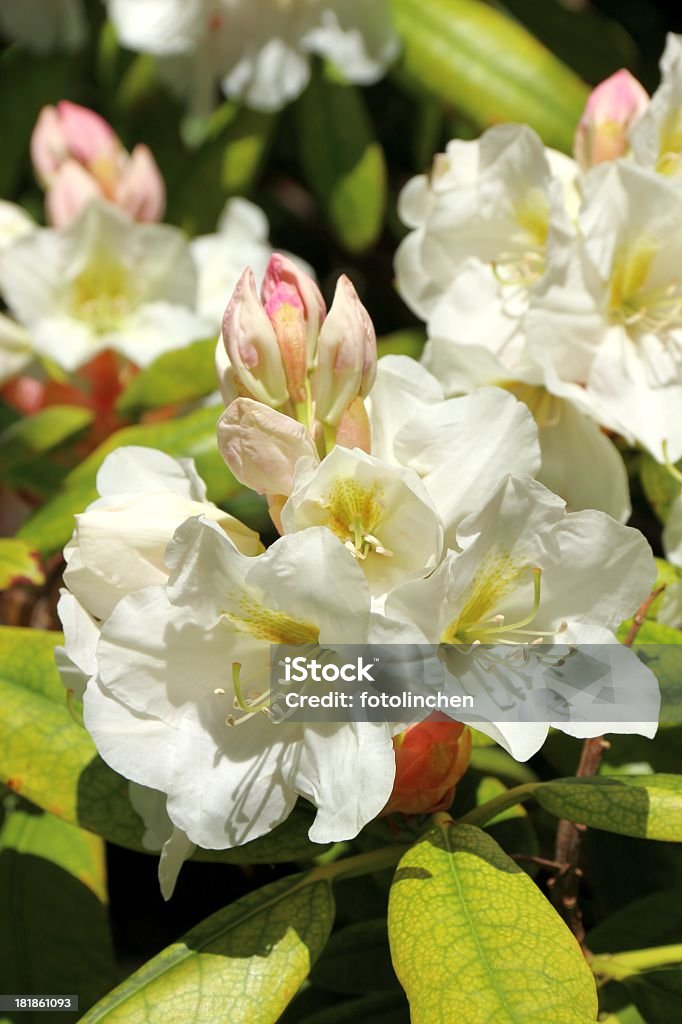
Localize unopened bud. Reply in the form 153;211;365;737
574;69;649;171
222;269;290;408
381;719;471;816
114;144;166;222
261;253;326;362
335;396;372;454
217;397;318;496
313;275;377;427
30;100;165;226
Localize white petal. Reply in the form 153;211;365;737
283;722;395;842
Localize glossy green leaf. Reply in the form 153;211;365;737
116;339;217;414
0;626;328;864
537;775;682;842
388;822;597;1023
376;329;425;361
297;68;387;253
310;919;399;995
391;0;588;152
18;405;238;557
623;971;682;1024
0;404;93;474
79;873;335;1024
0;806;115;1021
588;888;682;955
0;538;44;590
640;452;680;523
222;107;278;196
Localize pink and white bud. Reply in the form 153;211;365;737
263;281;309;404
45;160;101;228
261;254;326;363
30;100;165;226
214;334;238;406
217;397;319;496
222;269;290;408
574;69;649;171
114;144;166;222
335;397;372;454
313;275;377;426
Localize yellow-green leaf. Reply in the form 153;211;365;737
116;339;217;414
79;874;335;1024
537;775;682;842
0;807;116;1020
297;68;387;254
0;538;44;590
388;822;598;1023
391;0;588;152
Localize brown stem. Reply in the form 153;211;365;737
550;585;665;947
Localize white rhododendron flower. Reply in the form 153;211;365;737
86;520;397;858
280;445;444;597
0;0;85;52
395;123;578;372
422;341;631;523
107;0;399;113
631;34;682;177
56;445;262;896
0;200;210;373
386;474;660;761
57;445;262;696
526;160;682;461
191;198;273;328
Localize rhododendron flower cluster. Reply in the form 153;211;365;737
57;257;660;896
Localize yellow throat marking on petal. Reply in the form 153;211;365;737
222;594;319;645
70;251;133;333
441;552;527;645
515;189;550;249
493;191;549;288
608;236;682;333
658;109;682;176
322;477;392;560
500;382;562;429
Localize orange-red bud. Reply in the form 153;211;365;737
382;719;471;816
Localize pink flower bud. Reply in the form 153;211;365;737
217;397;318;496
261;254;326;362
381;719;471;817
222;269;290;408
114;144;166;222
264;281;309;404
313;275;377;426
574;69;649;171
30;101;166;226
45;160;101;228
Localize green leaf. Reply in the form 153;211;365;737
221;107;278;196
297;67;387;254
0;806;116;1020
18;405;238;558
79;873;335;1024
388;822;597;1023
376;329;426;361
391;0;588;152
116;339;217;414
640;452;680;523
0;404;94;485
623;971;682;1024
536;775;682;842
0;626;328;864
0;538;44;590
588;889;682;955
310;919;399;995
